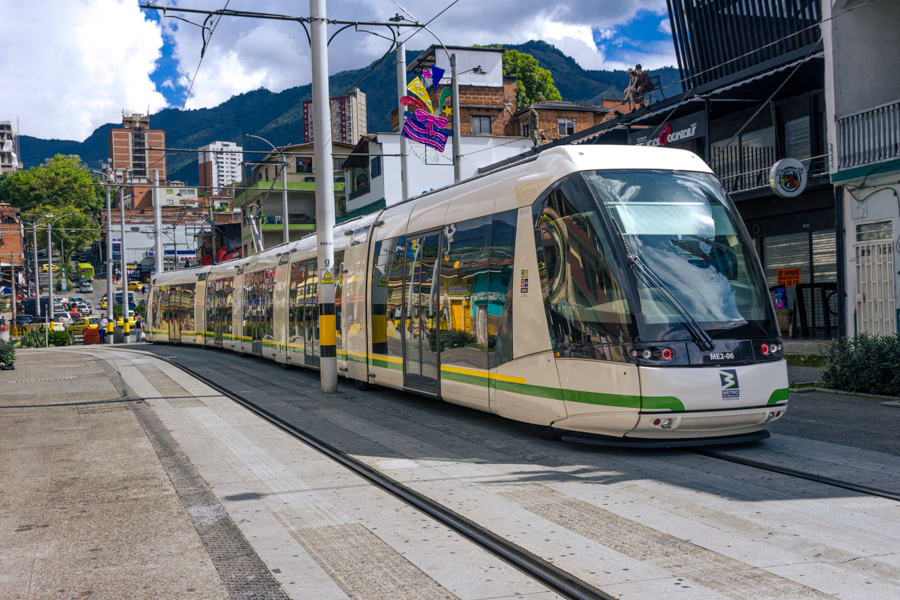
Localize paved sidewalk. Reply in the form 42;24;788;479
0;349;284;600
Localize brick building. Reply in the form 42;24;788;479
395;46;612;141
0;203;24;268
108;112;167;209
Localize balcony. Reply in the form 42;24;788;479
837;99;900;170
712;146;829;194
349;185;370;201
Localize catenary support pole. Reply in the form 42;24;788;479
10;252;16;326
120;190;130;343
282;157;290;244
310;0;337;393
397;40;410;202
32;224;40;319
105;177;114;326
451;53;461;183
153;170;163;274
47;223;54;328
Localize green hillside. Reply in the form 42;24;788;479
19;41;679;185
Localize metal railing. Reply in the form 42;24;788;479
712;149;829;194
837;99;900;170
349;184;371;200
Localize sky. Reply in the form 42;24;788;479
0;0;676;142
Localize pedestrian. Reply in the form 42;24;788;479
135;316;143;342
624;68;638;111
142;284;146;296
99;314;109;345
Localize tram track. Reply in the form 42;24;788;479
691;447;900;503
143;350;617;600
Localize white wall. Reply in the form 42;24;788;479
347;133;533;211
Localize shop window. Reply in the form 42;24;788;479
472;116;492;135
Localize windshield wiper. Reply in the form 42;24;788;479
606;215;715;353
629;256;716;352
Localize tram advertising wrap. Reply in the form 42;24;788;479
147;146;788;445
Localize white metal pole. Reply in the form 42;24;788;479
153;170;163;274
120;190;130;343
47;223;54;327
397;40;410;202
451;54;462;183
32;224;41;319
105;180;113;325
10;252;16;326
282;156;290;244
310;0;337;393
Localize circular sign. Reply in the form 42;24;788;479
769;158;807;198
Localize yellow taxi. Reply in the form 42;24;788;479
116;316;137;328
41;264;61;272
69;316;101;335
101;296;107;309
128;281;143;292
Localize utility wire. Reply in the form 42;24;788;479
397;0;460;46
168;0;233;139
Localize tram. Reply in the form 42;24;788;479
147;145;788;443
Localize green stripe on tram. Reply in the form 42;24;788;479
767;388;789;404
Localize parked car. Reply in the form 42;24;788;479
80;282;94;293
69;316;100;335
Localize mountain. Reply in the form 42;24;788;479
19;42;680;185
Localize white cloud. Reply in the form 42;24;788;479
160;0;673;109
0;0;168;141
658;19;672;35
161;79;175;89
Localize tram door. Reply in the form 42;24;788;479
168;287;181;342
303;260;320;368
402;234;441;395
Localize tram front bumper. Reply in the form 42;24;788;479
625;404;787;439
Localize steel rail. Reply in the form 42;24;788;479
692;448;900;503
145;350;617;600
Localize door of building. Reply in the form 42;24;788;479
401;234;441;396
855;221;896;335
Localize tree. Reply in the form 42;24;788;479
24;204;101;268
0;154;104;213
501;49;563;110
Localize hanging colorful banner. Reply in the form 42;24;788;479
406;78;433;113
430;66;445;91
400;76;452;152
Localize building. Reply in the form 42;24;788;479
824;0;900;336
108;111;167;208
233;141;352;256
341;133;533;219
303;88;367;145
513;100;613;142
484;0;839;341
0;121;20;174
199;141;243;195
0;203;24;268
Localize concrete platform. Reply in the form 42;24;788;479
1;348;560;600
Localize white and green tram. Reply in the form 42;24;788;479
147;145;788;444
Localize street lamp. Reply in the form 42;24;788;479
90;164;116;331
25;214;54;320
46;214;65;327
242;134;290;245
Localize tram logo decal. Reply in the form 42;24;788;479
719;369;740;400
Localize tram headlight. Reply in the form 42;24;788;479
641;349;652;360
660;418;673;429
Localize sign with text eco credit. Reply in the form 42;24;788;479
628;111;707;147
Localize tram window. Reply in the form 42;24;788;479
488;210;518;368
371;237;405;357
439;216;492;371
289;262;306;346
533;176;636;359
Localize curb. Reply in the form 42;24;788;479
792;386;900;403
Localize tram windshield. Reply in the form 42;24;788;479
584;170;777;340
